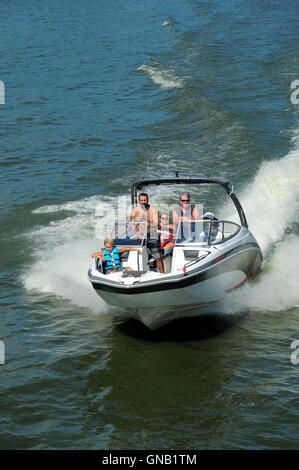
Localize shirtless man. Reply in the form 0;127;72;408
130;193;164;274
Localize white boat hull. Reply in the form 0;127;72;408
89;232;262;329
94;269;246;329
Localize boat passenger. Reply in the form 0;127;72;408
157;212;174;254
91;238;141;274
200;212;219;242
130;193;164;273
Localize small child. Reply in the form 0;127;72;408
91;238;141;274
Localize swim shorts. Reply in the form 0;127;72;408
147;238;163;259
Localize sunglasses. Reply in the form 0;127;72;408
180;199;190;202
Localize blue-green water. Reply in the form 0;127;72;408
1;0;299;450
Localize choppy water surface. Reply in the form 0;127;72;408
0;0;299;450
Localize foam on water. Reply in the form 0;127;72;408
222;129;299;313
137;64;184;89
31;195;109;215
22;237;107;313
236;151;299;254
228;236;299;313
22;196;124;315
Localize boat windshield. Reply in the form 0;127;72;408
112;222;147;246
175;220;241;246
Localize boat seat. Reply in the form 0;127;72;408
121;249;144;271
119;251;129;262
161;252;173;274
95;258;105;274
183;250;199;260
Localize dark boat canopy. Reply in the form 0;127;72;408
131;174;248;227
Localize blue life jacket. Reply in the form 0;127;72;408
102;247;121;271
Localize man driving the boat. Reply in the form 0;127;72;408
172;192;200;224
130;192;164;274
172;192;200;242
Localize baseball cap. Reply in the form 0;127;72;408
202;212;214;220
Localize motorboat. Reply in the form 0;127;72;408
88;175;263;329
